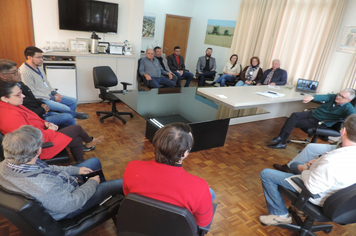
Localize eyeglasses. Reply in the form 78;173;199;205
10;89;23;98
33;56;44;59
2;69;19;75
337;93;348;99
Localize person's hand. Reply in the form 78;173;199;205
269;82;276;86
47;122;58;131
178;70;183;76
79;167;93;175
256;83;261;86
168;73;172;80
89;175;100;184
298;163;309;173
41;104;50;113
211;69;215;71
54;94;62;102
303;96;314;103
144;74;152;81
245;81;252;85
198;72;203;74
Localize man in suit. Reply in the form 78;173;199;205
167;46;193;87
139;49;175;88
257;59;287;86
0;59;75;129
153;46;177;85
196;48;217;86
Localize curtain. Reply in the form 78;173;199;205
342;55;356;89
230;0;347;86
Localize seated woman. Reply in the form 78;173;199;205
0;125;123;220
235;56;263;86
212;54;240;87
0;81;103;162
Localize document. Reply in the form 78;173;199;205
255;90;285;98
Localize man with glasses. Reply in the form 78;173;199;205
0;59;75;129
260;114;356;226
267;89;356;149
19;46;89;120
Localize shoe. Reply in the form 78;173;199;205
75;112;89;120
213;83;220;87
267;143;286;149
273;164;290;173
86;135;104;148
270;136;282;143
83;144;95;152
290;205;306;217
260;214;292;226
211;82;216;86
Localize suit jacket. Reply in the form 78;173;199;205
20;82;46;119
0;102;71;160
155;56;172;73
258;68;287;85
196;56;216;73
167;54;186;71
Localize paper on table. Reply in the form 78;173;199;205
285;174;302;193
216;95;228;98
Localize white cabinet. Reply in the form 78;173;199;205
76;57;100;103
117;58;136;90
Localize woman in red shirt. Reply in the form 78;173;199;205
0;81;103;162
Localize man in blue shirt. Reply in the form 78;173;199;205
139;49;175;88
268;89;356;149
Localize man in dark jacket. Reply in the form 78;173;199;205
0;59;75;128
167;46;193;87
257;59;287;86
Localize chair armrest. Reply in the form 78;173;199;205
96;86;109;90
317;119;344;126
120;82;132;90
292;177;320;210
42;142;54;149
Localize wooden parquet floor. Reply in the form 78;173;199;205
1;101;356;236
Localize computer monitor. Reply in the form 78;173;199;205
295;79;319;93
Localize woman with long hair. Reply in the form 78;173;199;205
212;54;240;87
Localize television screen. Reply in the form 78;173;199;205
58;0;118;34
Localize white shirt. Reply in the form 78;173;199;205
301;146;356;206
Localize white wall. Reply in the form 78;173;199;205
321;0;356;93
142;0;241;72
30;0;144;57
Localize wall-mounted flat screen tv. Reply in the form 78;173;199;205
58;0;118;34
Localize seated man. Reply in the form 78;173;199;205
257;59;287;86
123;123;215;227
268;88;356;149
153;46;177;85
0;59;75;128
196;47;217;86
167;46;193;87
19;46;88;120
0;125;123;220
260;114;356;226
139;49;175;88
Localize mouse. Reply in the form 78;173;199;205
300;93;305;95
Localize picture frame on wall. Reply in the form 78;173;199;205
142;12;156;38
337;26;356;54
68;39;89;52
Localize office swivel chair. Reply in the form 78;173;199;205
0;184;124;236
0;132;70;165
117;193;217;236
273;177;356;236
93;66;133;124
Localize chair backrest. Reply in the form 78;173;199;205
93;66;118;89
0;185;64;236
117;193;198;236
323;183;356;224
137;58;149;87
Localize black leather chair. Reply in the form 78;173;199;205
117;193;217;236
0;132;70;164
274;177;356;236
93;66;133;124
0;184;124;236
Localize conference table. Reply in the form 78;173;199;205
197;85;315;125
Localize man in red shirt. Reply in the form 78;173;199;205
167;46;194;87
123;123;215;227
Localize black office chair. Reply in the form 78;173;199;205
0;184;124;236
273;177;356;236
0;132;70;164
93;66;133;124
116;193;217;236
225;64;243;86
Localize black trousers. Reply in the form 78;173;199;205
278;111;325;142
58;125;92;162
198;70;217;86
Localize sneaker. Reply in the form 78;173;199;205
83;144;95;152
75;112;89;120
260;214;292;226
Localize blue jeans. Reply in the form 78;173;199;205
173;71;194;87
214;74;235;87
260;168;296;215
149;77;175;88
209;188;215;202
287;143;336;168
43;95;78;117
44;111;76;128
62;157;123;219
235;80;253;86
